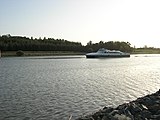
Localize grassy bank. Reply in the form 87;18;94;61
1;49;160;57
1;51;85;57
132;48;160;54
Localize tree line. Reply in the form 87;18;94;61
0;34;133;52
86;40;133;52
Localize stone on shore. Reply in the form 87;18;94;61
76;89;160;120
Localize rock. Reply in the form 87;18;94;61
141;97;155;106
76;90;160;120
110;110;119;116
92;112;103;120
101;114;114;120
129;103;142;115
151;114;160;119
155;89;160;95
140;110;152;118
147;104;160;114
102;107;114;113
113;114;131;120
123;109;134;120
102;116;109;120
155;110;160;115
134;114;145;120
140;104;148;110
117;103;128;110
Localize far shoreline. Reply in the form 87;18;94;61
1;50;160;57
0;51;86;57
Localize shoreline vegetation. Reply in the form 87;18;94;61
132;48;160;54
0;34;160;57
76;89;160;120
1;49;160;57
1;51;85;57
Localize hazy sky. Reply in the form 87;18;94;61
1;0;160;47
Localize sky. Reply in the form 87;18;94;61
1;0;160;48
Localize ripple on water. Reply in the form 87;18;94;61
0;56;160;119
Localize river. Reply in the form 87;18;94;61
0;54;160;120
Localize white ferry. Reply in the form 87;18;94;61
86;48;130;58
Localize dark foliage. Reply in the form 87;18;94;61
0;35;133;53
85;41;133;52
16;50;24;56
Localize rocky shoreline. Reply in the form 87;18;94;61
76;89;160;120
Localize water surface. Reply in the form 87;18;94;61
0;54;160;119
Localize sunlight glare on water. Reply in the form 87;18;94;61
0;54;160;119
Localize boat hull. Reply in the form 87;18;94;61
86;54;130;58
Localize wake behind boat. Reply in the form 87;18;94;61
86;48;130;58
